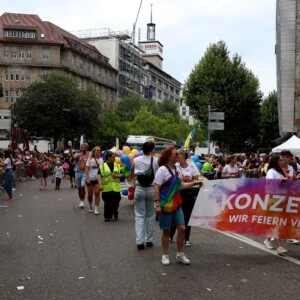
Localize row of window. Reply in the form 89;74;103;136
151;75;180;95
5;66;31;81
71;54;114;80
3;89;22;104
4;30;36;39
3;45;50;60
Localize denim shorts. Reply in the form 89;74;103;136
75;171;86;187
159;207;185;230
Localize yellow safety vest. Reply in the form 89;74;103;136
99;163;121;192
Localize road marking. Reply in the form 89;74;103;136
0;205;8;208
220;231;300;266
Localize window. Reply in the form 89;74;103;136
4;30;35;39
164;83;168;90
170;86;174;93
157;89;162;99
79;58;83;69
72;54;76;67
158;79;162;86
175;89;179;96
10;89;14;103
98;67;101;78
42;48;50;60
20;68;25;81
11;47;17;59
40;69;51;76
5;67;9;81
151;75;156;83
10;67;14;80
25;69;30;81
15;67;19;81
182;107;187;116
16;89;22;100
4;90;9;103
92;64;95;75
4;46;9;58
19;47;25;59
26;48;32;59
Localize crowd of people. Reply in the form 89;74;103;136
2;142;300;265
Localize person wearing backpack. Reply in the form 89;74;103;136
132;141;158;250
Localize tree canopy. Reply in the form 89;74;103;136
184;41;263;152
13;73;102;142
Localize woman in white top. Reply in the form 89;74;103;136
170;148;200;246
263;155;287;255
222;156;239;179
86;146;103;215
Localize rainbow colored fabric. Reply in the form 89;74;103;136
160;175;183;213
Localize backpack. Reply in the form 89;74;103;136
136;157;154;187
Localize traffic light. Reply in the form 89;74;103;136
0;83;3;97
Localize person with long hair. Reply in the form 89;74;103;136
86;146;103;215
154;146;201;266
169;148;200;246
263;155;288;254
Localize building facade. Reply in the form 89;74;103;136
76;28;149;101
0;13;118;137
276;0;300;136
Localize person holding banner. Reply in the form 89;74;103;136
154;146;201;266
222;155;239;179
263;155;290;254
169;148;200;246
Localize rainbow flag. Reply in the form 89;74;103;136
160;175;183;213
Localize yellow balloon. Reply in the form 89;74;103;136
115;157;124;166
122;146;131;155
130;149;138;155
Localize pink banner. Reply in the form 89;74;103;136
189;179;300;239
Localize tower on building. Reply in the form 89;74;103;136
139;4;164;69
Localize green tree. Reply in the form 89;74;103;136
94;109;128;149
184;41;263;152
13;73;101;142
116;93;144;122
259;90;279;148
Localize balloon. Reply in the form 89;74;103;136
125;163;131;171
191;155;200;163
195;161;203;170
130;149;139;155
128;153;135;164
120;154;130;165
202;162;212;172
115;157;124;166
122;146;131;155
121;188;128;196
128;186;135;200
134;152;143;158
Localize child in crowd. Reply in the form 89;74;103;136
40;156;49;190
54;161;64;190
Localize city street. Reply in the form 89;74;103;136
0;179;300;300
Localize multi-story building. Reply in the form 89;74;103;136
76;28;149;101
0;13;118;137
139;9;182;105
276;0;300;136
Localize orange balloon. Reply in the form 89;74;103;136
128;153;135;164
122;146;131;155
130;149;138;155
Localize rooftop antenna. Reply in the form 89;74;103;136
132;0;143;44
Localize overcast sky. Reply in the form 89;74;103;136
2;0;276;96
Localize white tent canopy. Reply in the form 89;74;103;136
272;135;300;155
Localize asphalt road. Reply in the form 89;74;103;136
0;178;300;300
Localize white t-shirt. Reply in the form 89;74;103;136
175;162;200;181
223;164;239;176
133;155;158;185
283;165;294;180
86;157;103;181
266;168;285;180
4;158;12;169
154;165;177;186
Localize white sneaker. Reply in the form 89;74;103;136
161;255;170;266
276;246;288;255
79;201;84;209
94;207;99;215
89;208;93;213
287;239;300;244
176;253;190;265
185;240;191;247
263;239;274;250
